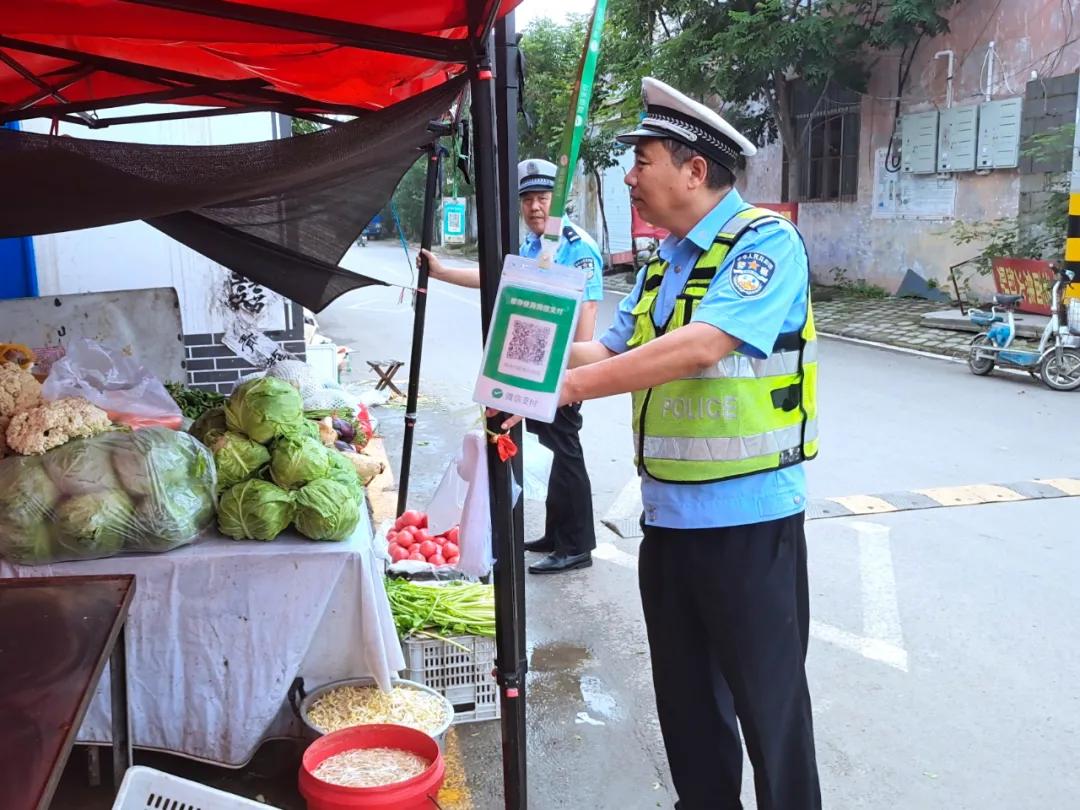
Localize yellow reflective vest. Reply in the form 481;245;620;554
628;207;819;483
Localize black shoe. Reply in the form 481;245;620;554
523;536;555;553
528;551;592;574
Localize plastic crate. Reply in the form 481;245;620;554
402;634;500;724
113;766;278;810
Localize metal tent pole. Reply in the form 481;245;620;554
397;142;445;516
470;34;528;810
493;10;528;795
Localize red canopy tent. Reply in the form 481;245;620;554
0;2;529;807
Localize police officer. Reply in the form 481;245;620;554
496;80;821;807
420;159;605;574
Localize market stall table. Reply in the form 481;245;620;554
0;574;135;810
0;514;402;767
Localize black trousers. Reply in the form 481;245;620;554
525;403;596;556
638;513;821;810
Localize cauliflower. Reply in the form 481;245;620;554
0;414;9;459
0;362;42;419
5;397;113;456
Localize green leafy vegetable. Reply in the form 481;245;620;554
294;479;360;541
218;479;295;541
269;435;330;490
111;428;200;496
190;406;228;446
43;439;119;496
385;579;496;640
55;490;136;557
0;519;54;565
325;450;364;498
132;483;214;549
211;431;270;492
0;457;60;527
166;382;226;420
225;377;304;444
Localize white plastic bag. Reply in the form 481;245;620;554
522;432;553;501
42;339;182;430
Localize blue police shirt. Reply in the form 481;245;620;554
599;189;809;529
520;219;605;303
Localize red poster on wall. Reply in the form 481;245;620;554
991;258;1056;316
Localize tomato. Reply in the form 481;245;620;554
442;541;459;558
396;529;416;548
397;510;425;529
387;529;398;541
419;512;429;529
429;554;447;567
388;544;408;563
446;527;460;544
418;540;438;559
408;550;426;562
432;534;447;546
446;555;460;566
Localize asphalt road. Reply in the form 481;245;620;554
317;240;1080;810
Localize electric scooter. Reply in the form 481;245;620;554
967;266;1080;391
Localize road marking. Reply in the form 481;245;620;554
1036;477;1080;496
828;494;898;514
916;483;1026;506
600;475;644;539
592;542;638;569
811;521;909;672
601;474;1080;538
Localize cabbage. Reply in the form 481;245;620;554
294;479;360;541
225;377;304;444
218;479;295;541
0;457;60;527
269;436;330;490
325;450;363;498
55;490;135;557
112;428;201;496
0;520;54;565
131;484;215;550
211;431;270;492
281;418;321;442
43;439;119;496
190;406;228;446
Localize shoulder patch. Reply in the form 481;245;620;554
562;225;581;243
729;251;776;298
574;256;597;279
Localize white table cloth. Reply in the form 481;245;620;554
0;510;404;766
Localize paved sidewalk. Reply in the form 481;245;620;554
601;272;1033;359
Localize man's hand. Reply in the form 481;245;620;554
418;249;482;288
417;249;446;281
486;408;524;431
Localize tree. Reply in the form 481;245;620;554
519;15;630;254
602;0;959;199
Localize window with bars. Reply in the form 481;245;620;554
785;81;861;202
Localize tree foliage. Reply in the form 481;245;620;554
601;0;960;194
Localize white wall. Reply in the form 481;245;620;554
25;106;288;334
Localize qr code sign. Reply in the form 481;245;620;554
498;314;556;382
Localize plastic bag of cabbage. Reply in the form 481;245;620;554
0;428;216;565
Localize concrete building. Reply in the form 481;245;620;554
741;0;1080;293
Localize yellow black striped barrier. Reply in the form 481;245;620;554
807;478;1080;520
1067;192;1080;268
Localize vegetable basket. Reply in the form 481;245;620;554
402;634;500;725
291;676;454;748
112;766;277;810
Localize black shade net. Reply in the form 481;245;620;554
0;76;467;312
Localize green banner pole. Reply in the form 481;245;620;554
540;0;608;264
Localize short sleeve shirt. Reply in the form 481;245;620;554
598;189;810;529
520;218;605;303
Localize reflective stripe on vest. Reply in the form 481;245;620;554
628;206;818;484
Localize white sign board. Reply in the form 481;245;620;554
873;148;956;220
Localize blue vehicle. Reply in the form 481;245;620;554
967;266;1080;391
356;214;384;247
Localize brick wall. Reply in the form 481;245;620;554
183;302;306;393
1019;73;1078;241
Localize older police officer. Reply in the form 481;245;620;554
498;80;822;808
422;159;605;574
